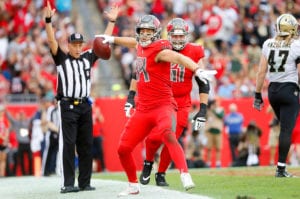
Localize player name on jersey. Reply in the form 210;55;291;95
267;41;291;48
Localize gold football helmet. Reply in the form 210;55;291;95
276;14;299;36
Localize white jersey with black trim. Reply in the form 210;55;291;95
262;38;300;84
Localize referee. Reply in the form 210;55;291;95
45;2;98;193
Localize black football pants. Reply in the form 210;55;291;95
268;82;299;164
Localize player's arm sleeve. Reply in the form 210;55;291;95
114;37;137;48
195;76;210;94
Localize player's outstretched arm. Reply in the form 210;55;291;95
156;49;199;71
95;34;137;48
156;49;217;80
114;36;137;48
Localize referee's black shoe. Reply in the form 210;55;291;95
60;186;80;193
79;185;96;191
139;160;153;185
275;169;293;178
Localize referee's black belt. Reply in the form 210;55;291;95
60;97;88;105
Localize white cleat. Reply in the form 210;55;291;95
180;172;195;191
118;182;140;197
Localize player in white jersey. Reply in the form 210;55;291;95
254;13;300;177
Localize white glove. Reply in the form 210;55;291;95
124;90;136;118
124;102;134;117
195;68;217;84
192;109;206;131
193;117;206;131
94;34;115;44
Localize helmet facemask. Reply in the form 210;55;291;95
167;18;189;51
136;28;157;47
136;15;161;47
168;30;188;51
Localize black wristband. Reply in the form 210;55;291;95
255;92;262;98
128;90;136;99
199;103;207;113
110;20;116;23
45;17;51;23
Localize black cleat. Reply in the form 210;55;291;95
155;172;169;186
60;186;80;193
80;185;96;191
275;169;293;178
139;160;153;185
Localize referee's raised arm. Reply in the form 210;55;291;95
44;0;58;55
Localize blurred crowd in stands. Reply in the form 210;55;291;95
0;0;76;102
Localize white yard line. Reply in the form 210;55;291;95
0;176;211;199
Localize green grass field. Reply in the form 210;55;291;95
93;166;300;199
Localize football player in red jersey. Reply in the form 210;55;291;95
96;11;215;196
138;18;210;187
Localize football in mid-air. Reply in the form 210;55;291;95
93;37;111;60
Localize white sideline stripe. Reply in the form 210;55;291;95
57;100;64;188
0;176;212;199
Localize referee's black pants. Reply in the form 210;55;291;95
58;100;93;188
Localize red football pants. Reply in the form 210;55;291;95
117;105;188;183
146;106;189;173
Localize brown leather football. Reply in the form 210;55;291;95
93;37;111;60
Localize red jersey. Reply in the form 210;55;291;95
135;39;175;110
171;43;205;108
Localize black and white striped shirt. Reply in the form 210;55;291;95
52;47;98;98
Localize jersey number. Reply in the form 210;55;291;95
268;50;288;72
135;57;150;82
170;64;185;82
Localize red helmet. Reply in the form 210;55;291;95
136;15;161;47
167;18;189;50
